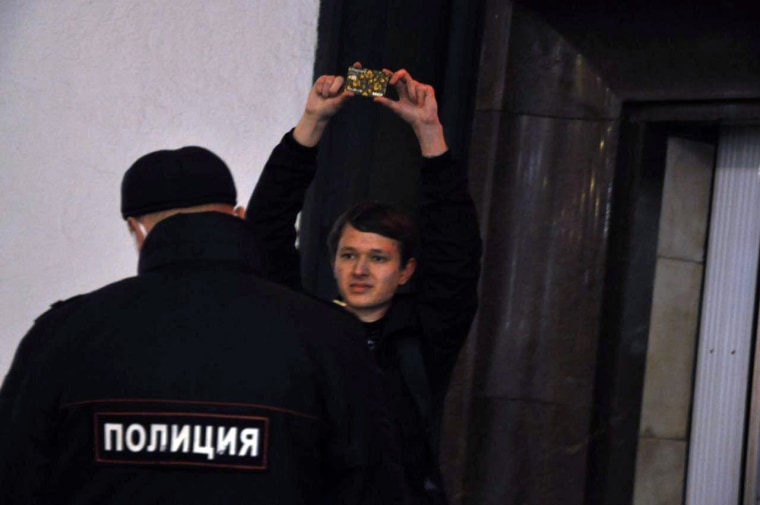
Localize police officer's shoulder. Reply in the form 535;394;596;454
34;293;87;324
289;292;370;359
287;290;366;339
32;274;144;326
299;291;357;324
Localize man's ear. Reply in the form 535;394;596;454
233;206;246;219
127;217;147;250
398;257;417;286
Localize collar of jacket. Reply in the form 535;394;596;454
137;212;264;275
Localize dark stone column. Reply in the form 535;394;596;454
440;3;621;504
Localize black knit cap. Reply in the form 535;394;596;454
121;146;237;219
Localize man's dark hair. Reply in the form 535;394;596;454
327;201;419;266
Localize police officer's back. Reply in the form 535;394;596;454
0;147;402;504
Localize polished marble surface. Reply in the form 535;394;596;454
454;3;620;499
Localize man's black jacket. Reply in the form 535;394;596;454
0;212;403;504
247;131;482;500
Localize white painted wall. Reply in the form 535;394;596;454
0;1;319;379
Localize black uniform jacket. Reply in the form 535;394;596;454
247;131;482;499
0;212;403;505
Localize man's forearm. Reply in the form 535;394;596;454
417;151;482;392
246;130;319;290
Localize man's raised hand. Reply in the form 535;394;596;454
375;69;447;157
294;74;354;147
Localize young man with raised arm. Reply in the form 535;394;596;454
248;66;482;504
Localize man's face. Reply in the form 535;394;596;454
333;224;416;322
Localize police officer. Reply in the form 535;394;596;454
0;146;404;504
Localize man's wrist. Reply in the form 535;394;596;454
293;113;330;148
413;121;448;157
